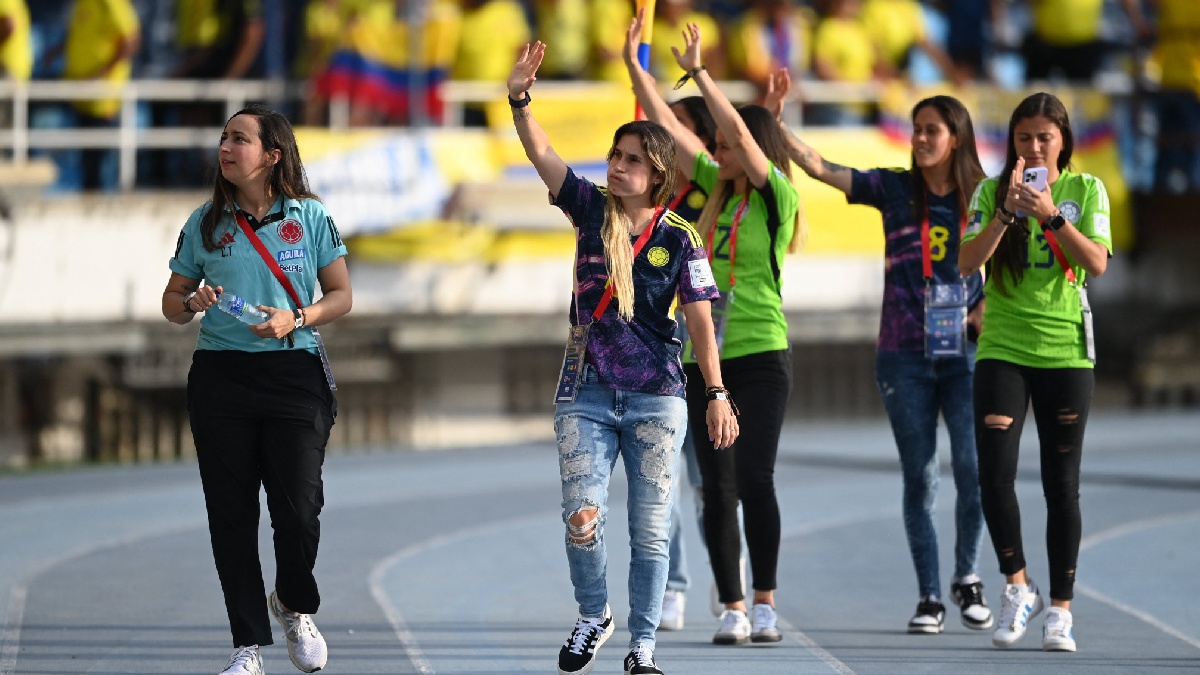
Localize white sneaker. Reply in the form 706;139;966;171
992;581;1045;648
268;591;328;672
750;603;782;643
951;576;994;630
712;609;751;645
709;555;748;617
659;590;685;631
219;645;264;675
1043;607;1077;652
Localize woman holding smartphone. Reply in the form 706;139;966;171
959;92;1112;653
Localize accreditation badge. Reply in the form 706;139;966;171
1079;285;1096;364
554;324;590;404
924;280;967;359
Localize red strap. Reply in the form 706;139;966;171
667;184;692;212
920;204;968;280
920;216;933;279
234;211;303;309
1042;227;1077;284
706;196;749;288
591;207;663;320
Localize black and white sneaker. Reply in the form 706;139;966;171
623;643;664;675
951;576;995;630
557;606;614;675
907;596;946;634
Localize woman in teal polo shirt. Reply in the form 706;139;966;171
161;104;352;675
625;14;804;646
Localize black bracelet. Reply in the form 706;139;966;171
672;65;707;90
997;205;1015;219
508;91;531;108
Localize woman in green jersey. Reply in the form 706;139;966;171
625;12;804;646
959;92;1112;654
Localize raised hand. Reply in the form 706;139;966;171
764;67;791;120
624;8;646;69
507;41;545;98
670;22;703;72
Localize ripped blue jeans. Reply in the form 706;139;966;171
555;364;687;649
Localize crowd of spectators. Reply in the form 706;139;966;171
0;0;1196;193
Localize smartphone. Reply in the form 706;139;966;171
1016;166;1048;218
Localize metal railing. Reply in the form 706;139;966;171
0;77;884;191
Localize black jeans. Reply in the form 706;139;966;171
685;349;792;603
973;358;1094;601
188;349;336;647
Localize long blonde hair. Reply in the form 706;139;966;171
694;105;807;274
602;120;677;320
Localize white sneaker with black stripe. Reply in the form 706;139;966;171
557;605;614;675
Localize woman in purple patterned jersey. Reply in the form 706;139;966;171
506;43;738;675
765;71;994;636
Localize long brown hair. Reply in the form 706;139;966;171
603;120;676;320
695;105;808;261
200;105;319;252
989;92;1074;295
909;95;984;230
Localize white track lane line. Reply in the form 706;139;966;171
1076;509;1200;651
367;514;551;674
0;523;204;675
773;508;899;675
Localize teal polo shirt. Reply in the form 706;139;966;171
170;196;348;353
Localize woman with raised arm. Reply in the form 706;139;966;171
625;13;803;647
506;42;739;675
764;69;994;635
958;92;1111;653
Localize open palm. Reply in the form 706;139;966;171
670;23;703;72
507;42;545;98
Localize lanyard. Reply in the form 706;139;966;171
1042;227;1077;284
706;196;750;288
667;184;692;212
234;211;337;391
591;207;663;321
920;204;967;280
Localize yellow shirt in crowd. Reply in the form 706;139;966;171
813;16;875;83
1030;0;1103;47
534;0;589;78
452;0;530;82
1155;0;1200;94
64;0;141;119
861;0;925;69
651;11;720;80
589;0;632;82
0;0;31;80
727;7;812;85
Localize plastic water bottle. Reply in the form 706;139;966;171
215;292;269;325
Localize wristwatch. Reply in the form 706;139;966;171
1044;211;1067;231
182;292;197;313
293;308;305;330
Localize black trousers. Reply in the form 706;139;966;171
685;349;792;603
973;358;1093;601
187;349;336;647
